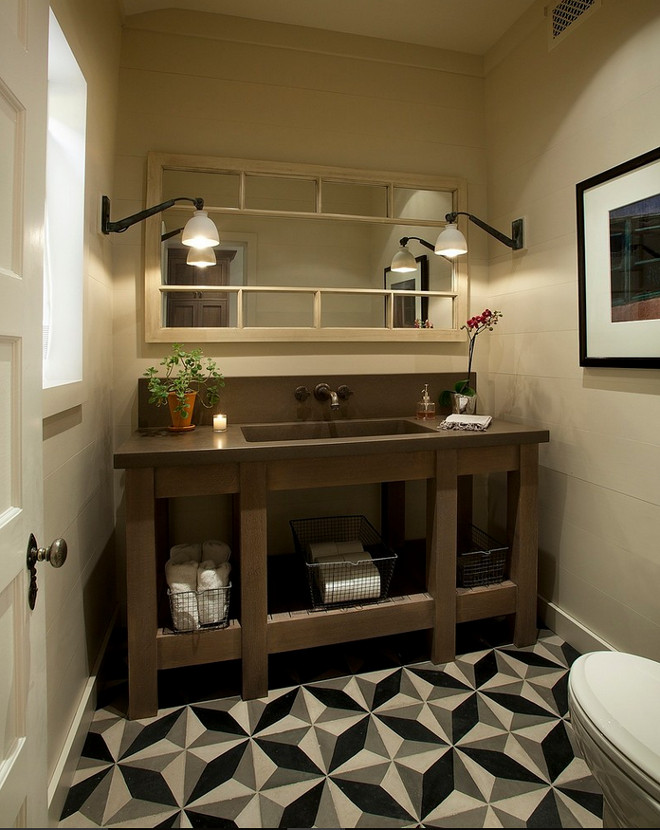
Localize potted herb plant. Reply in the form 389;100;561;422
440;308;503;414
144;343;224;431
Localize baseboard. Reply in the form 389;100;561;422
538;596;614;655
47;609;118;825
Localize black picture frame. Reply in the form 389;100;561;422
577;146;660;367
383;255;429;328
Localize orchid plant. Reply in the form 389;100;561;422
440;308;503;406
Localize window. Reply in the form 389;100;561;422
42;10;86;414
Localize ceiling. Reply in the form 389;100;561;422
120;0;538;55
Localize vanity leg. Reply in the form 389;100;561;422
508;443;539;647
427;449;458;664
457;475;473;552
381;481;406;551
239;462;269;700
125;468;159;719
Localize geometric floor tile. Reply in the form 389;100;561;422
59;626;603;828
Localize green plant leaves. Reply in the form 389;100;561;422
144;343;225;411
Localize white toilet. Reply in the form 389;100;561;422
568;651;660;828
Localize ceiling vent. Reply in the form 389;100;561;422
548;0;600;47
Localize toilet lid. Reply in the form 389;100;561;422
569;651;660;783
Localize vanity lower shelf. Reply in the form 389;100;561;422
155;580;518;670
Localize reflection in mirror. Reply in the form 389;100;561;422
322;180;388;217
146;153;468;342
385;255;429;327
160;213;455;329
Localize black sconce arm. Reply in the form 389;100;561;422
101;195;205;235
445;211;524;250
398;235;436;252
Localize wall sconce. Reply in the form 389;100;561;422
390;211;524;272
101;195;220;248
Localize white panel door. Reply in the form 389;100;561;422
0;0;49;826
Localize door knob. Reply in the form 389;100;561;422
26;533;68;609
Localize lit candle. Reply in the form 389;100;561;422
213;413;227;432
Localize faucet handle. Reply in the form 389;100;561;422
337;385;353;400
313;383;331;402
294;385;311;401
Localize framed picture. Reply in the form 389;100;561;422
383;255;429;328
577;146;660;367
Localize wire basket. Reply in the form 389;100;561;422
457;526;508;588
167;583;231;632
290;515;397;609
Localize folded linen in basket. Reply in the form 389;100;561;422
169;542;202;564
165;560;200;630
316;558;381;604
202;539;232;565
197;560;231;624
307;540;364;561
439;414;492;431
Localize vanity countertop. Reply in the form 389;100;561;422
114;416;550;469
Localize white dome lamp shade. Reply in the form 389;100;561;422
390;235;443;272
186;246;217;268
434;223;468;258
390;244;418;272
181;209;220;249
100;194;220;249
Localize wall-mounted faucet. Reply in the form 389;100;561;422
314;383;353;410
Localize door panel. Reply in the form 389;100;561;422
0;0;48;825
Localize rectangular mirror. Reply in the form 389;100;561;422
145;153;468;342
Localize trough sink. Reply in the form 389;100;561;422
241;418;437;443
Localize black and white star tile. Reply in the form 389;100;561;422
59;629;603;828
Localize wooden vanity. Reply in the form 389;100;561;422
114;416;549;719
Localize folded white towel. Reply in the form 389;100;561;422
439;414;492;431
197;560;231;589
202;539;231;565
165;560;199;630
308;540;364;561
165;559;199;591
169;542;202;563
197;560;231;624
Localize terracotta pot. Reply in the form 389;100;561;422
167;391;197;431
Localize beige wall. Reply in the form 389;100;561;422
485;0;660;657
44;0;121;792
111;10;492;448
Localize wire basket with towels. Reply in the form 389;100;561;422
165;540;232;632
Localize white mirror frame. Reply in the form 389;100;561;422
144;152;468;343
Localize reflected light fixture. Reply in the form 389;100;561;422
101;195;220;249
186;246;217;268
390;212;524;272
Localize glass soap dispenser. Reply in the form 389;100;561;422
416;383;436;420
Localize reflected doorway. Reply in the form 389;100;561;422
165;248;236;327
